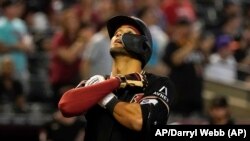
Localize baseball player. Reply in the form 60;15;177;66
58;15;174;141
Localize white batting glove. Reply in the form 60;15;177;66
85;75;105;86
75;75;105;88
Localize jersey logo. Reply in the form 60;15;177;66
159;86;167;96
153;86;168;102
140;98;158;105
130;93;144;103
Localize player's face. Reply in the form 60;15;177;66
111;25;140;48
110;25;140;58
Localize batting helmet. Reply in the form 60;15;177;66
106;15;152;68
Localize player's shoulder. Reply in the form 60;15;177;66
143;71;174;104
144;71;172;84
143;71;174;91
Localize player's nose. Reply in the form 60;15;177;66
116;32;122;38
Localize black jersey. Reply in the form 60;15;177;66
84;72;174;141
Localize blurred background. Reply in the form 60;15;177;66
0;0;249;140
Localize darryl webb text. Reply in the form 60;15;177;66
155;128;247;138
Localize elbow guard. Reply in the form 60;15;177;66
141;104;152;132
140;100;170;133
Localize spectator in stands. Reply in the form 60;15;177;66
233;30;250;81
0;0;34;95
198;32;215;64
161;0;196;26
0;56;27;113
81;27;112;79
137;6;169;75
215;15;242;40
22;6;54;102
221;0;241;19
204;34;237;83
162;18;204;118
39;110;85;141
138;0;167;31
81;0;114;79
243;2;250;26
207;96;234;125
161;0;196;36
49;6;94;107
113;0;134;16
72;0;114;30
13;94;28;113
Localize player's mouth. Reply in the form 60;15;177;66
114;39;122;44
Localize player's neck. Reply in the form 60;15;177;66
111;56;142;76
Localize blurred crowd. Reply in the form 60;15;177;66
0;0;250;138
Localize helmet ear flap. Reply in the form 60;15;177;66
121;33;147;52
121;33;151;67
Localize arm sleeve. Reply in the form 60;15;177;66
58;77;121;117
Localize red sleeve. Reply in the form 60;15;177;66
58;78;120;117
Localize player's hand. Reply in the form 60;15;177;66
75;75;105;88
85;75;105;86
115;73;146;89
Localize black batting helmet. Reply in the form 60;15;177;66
106;15;152;68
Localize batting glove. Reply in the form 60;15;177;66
75;75;105;88
85;75;105;86
115;73;146;89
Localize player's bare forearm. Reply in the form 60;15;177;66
113;102;142;131
58;78;120;117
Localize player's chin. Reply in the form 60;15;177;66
110;47;130;58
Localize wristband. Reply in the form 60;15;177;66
106;96;119;114
98;93;115;107
98;93;120;113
